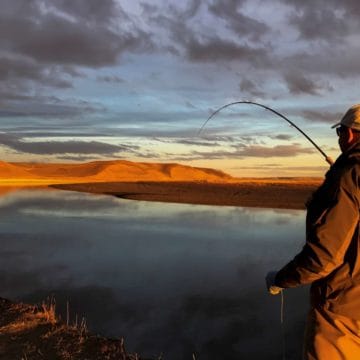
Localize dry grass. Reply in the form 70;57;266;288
0;297;145;360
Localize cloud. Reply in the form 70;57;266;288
168;143;314;161
271;134;294;141
0;57;70;88
96;75;125;84
280;48;360;79
301;109;343;124
0;0;154;103
185;36;270;64
233;143;314;157
283;72;324;95
0;94;104;125
0;133;130;155
208;0;269;40
280;0;359;42
51;0;121;23
290;7;349;41
0;0;153;68
185;101;197;109
58;155;108;162
159;138;221;147
145;3;270;65
0;101;98;118
0;56;74;103
239;78;265;98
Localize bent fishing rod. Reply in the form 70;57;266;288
198;101;334;166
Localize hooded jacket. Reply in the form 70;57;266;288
275;142;360;319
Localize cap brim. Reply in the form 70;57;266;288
331;122;341;129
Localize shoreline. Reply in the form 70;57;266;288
51;180;321;210
0;160;324;209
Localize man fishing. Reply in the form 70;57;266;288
267;104;360;359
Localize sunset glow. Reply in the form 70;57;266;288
1;0;355;176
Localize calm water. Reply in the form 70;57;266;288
0;188;309;359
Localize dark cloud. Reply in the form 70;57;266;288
208;0;269;40
8;131;113;139
168;143;314;161
0;0;154;103
281;48;360;78
155;135;259;148
178;0;203;19
290;8;349;41
97;75;125;84
160;138;221;147
281;0;360;42
301;110;343;124
0;57;74;104
51;0;121;23
271;134;294;141
145;3;270;65
185;36;270;64
239;78;265;98
0;91;104;122
0;57;70;88
283;72;324;95
233;144;314;158
58;155;107;162
0;0;152;68
0;133;129;155
0;102;97;118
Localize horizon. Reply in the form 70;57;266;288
0;0;355;177
0;158;325;182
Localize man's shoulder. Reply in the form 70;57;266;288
337;157;360;195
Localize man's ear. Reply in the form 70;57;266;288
348;127;354;143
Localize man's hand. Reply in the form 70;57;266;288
266;271;283;295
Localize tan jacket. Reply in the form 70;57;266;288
275;143;360;319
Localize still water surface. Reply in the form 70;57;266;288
0;188;309;359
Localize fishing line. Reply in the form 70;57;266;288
198;101;334;166
281;291;286;360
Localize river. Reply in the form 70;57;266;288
0;188;309;359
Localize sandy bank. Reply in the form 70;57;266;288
0;159;323;209
52;180;321;210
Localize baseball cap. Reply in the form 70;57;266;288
332;104;360;131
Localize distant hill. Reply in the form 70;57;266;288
0;160;234;184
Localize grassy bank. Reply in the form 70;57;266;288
0;297;144;360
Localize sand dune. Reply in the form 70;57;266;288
0;160;323;209
0;161;37;178
0;160;233;184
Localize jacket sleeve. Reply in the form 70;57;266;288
275;168;360;288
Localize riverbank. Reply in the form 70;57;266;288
0;160;323;209
0;297;142;360
52;179;321;210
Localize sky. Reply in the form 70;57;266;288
1;0;359;177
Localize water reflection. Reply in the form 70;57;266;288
0;188;308;359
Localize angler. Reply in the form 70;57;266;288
201;101;360;358
267;104;360;359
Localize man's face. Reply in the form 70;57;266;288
337;126;353;153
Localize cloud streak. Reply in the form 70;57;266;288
168;143;314;161
0;133;131;155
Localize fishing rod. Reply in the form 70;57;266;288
198;101;334;166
